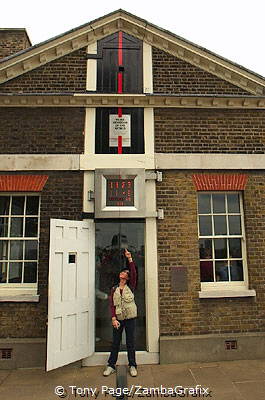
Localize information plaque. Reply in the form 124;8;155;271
109;115;131;147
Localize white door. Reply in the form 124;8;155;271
46;218;95;371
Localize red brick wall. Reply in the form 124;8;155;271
0;30;31;59
157;171;265;336
0;48;87;93
155;108;265;153
152;47;250;95
0;107;85;153
0;171;84;338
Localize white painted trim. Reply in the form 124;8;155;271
1;94;265;109
0;11;264;94
145;180;159;353
144;108;154;155
0;294;39;302
145;216;160;353
155;153;265;170
2;153;265;171
80;154;155;170
199;289;256;298
86;43;97;91
82;351;159;366
84;108;96;154
143;42;153;94
0;154;79;171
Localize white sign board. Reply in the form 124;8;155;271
109;114;131;147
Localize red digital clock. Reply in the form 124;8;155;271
106;178;134;206
95;169;145;218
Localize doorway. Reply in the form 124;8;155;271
95;220;146;352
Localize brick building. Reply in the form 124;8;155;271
0;10;265;370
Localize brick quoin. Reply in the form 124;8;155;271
0;175;48;191
192;174;248;191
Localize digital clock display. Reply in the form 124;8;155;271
106;178;134;206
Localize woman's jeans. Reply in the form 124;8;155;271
108;318;137;368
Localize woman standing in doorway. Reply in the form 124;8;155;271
103;249;138;377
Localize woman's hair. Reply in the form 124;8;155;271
121;268;130;280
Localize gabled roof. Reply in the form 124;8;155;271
0;9;264;95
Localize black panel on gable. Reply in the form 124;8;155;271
96;32;143;93
95;108;144;154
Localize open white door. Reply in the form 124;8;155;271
46;218;95;371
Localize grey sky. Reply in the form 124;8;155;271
1;0;264;77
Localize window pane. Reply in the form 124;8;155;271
199;216;212;236
26;197;39;215
25;241;38;260
8;262;22;282
199;239;212;259
212;194;225;213
228;216;241;235
10;241;23;260
198;194;211;214
24;262;37;283
231;260;244;281
10;218;23;237
0;218;8;237
214;215;227;235
229;238;242;258
0;197;10;215
25;218;38;237
0;241;8;260
0;262;7;283
215;261;229;281
214;238;227;259
11;197;25;215
200;261;214;282
227;193;240;213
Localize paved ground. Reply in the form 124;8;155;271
0;359;265;400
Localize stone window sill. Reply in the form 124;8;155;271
199;289;256;299
0;294;39;302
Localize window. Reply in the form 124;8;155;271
198;192;246;287
0;195;40;287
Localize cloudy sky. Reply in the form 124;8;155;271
1;0;264;77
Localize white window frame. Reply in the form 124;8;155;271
0;193;40;299
197;191;256;298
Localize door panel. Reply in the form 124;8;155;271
46;219;95;371
96;32;143;93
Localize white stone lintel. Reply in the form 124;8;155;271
0;154;80;171
80;154;155;170
199;289;256;298
156;153;265;170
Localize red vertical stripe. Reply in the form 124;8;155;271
118;136;122;154
118;31;123;66
118;32;123;153
118;72;123;93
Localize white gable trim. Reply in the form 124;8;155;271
0;10;264;95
